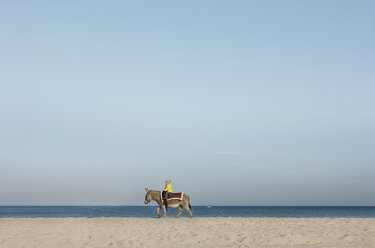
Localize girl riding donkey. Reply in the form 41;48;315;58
162;179;172;209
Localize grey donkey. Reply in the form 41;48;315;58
144;188;193;218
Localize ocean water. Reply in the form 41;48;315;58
0;206;374;218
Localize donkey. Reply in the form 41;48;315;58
144;188;193;218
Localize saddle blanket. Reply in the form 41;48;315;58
166;192;183;200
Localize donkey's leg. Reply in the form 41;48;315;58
156;207;161;218
187;206;193;218
162;205;167;218
176;205;183;218
183;198;193;218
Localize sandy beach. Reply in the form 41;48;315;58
1;217;374;248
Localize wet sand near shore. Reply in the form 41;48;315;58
1;217;374;248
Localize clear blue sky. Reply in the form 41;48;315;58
0;0;374;205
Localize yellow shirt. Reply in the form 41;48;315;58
164;184;172;192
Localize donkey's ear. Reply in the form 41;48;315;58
145;188;149;192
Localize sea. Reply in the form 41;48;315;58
1;206;374;218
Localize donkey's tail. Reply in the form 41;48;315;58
188;196;192;210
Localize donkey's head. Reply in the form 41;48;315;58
144;188;151;204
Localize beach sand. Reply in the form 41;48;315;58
1;217;374;248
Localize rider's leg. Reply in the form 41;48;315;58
165;192;169;210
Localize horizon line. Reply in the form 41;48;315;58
1;205;374;207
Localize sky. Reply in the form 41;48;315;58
0;0;374;206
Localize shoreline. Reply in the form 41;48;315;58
1;216;375;219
